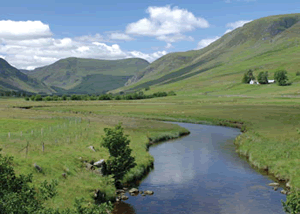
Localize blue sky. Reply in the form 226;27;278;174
0;0;299;69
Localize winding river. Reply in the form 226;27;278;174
113;122;286;214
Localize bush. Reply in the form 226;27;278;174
35;94;43;101
115;95;121;100
145;86;150;91
296;71;300;76
71;95;79;100
44;96;53;101
282;190;300;214
52;95;59;101
257;71;269;84
274;70;289;86
101;124;136;184
62;95;67;100
25;97;30;101
30;95;35;101
168;91;176;96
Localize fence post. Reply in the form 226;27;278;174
42;142;44;153
26;141;29;158
8;132;10;138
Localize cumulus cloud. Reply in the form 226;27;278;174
0;20;52;40
109;32;134;41
0;20;168;69
165;43;173;49
126;5;208;45
224;20;252;34
196;36;220;50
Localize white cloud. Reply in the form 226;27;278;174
0;19;169;69
196;36;220;50
165;43;173;49
109;32;134;41
126;5;208;45
224;20;252;34
156;34;194;43
0;20;52;40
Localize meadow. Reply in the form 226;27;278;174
1;91;300;210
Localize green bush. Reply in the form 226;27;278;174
44;96;53;101
62;95;67;100
168;91;176;96
25;97;30;101
296;71;300;76
35;94;43;101
30;95;35;101
257;71;268;84
274;70;289;86
282;190;300;214
101;124;136;184
145;86;150;91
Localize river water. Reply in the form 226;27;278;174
113;122;286;214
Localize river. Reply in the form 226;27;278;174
113;122;286;214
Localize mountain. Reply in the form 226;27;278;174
114;13;300;95
0;58;54;94
27;57;149;94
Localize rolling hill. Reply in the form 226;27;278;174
113;13;300;96
27;57;149;94
0;58;54;94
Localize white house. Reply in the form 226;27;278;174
268;80;275;83
249;80;259;84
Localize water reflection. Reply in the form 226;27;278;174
114;123;286;214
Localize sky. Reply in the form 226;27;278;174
0;0;299;70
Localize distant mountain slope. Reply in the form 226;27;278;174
27;57;149;93
0;58;54;94
116;13;300;94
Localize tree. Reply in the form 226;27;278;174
274;70;289;86
242;69;255;83
101;123;136;185
35;94;43;101
257;71;269;84
62;95;67;100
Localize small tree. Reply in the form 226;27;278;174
242;69;255;83
257;71;269;84
101;123;136;185
35;94;43;101
274;70;289;86
62;95;67;100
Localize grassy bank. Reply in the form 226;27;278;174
0;99;189;210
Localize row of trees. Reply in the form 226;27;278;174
26;91;177;102
242;69;291;86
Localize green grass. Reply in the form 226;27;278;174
0;99;188;209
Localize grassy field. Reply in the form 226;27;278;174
0;98;189;209
2;91;300;210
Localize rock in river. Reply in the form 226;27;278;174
144;190;154;195
121;195;129;200
129;188;139;194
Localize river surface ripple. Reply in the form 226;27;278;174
113;122;286;214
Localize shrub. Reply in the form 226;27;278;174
168;91;176;96
52;95;59;101
25;97;30;101
145;86;150;91
101;124;136;184
35;94;43;101
115;95;121;100
296;71;300;76
30;95;35;101
71;94;78;100
62;95;67;100
274;70;289;86
44;96;53;101
257;71;269;84
282;190;300;214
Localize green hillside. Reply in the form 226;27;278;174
27;57;149;94
114;13;300;96
0;58;54;94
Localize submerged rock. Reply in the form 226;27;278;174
286;182;291;189
273;186;278;191
268;182;280;187
116;189;125;194
144;190;154;195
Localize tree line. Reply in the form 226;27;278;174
26;91;177;102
